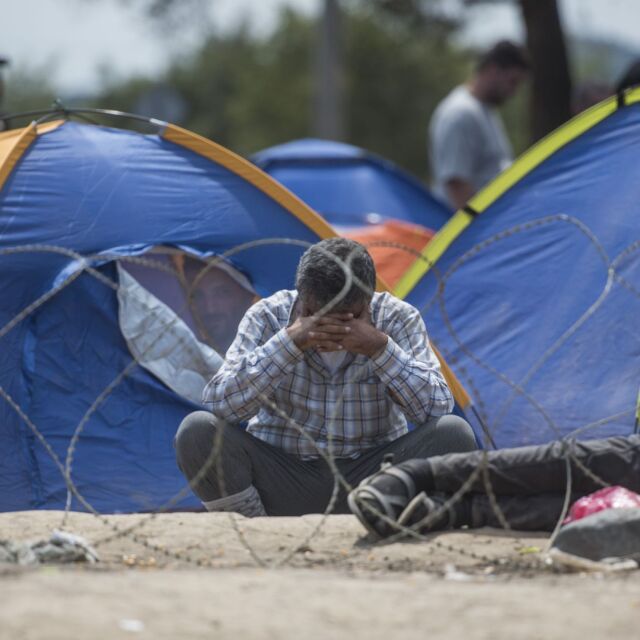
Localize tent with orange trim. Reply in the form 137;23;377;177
0;111;475;514
0;112;339;513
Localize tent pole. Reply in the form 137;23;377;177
2;106;168;131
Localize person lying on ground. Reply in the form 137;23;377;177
348;434;640;537
174;238;477;517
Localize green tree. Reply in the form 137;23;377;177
90;0;534;172
180;11;315;154
1;66;57;122
344;4;470;178
95;9;315;154
465;0;573;142
96;4;479;178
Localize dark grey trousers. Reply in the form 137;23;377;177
423;435;640;530
174;411;478;516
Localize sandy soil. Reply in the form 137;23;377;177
2;511;640;640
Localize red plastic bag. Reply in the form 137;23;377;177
563;486;640;525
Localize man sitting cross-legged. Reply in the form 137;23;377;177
175;238;477;517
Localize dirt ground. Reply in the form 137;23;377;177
2;511;640;640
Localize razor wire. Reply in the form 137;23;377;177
0;235;628;568
0;238;373;568
0;219;638;574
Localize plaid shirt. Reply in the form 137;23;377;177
203;290;453;458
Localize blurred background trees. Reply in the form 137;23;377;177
92;0;474;178
2;0;631;181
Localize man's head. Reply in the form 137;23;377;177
182;256;255;353
295;238;376;317
473;40;529;106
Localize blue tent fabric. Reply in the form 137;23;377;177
2;123;325;296
252;138;452;230
406;99;640;448
0;121;332;512
22;265;202;513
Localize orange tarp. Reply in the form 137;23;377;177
344;220;434;291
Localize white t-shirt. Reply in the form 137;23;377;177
320;350;347;373
429;85;513;207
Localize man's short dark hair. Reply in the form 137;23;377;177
477;40;530;72
295;238;376;312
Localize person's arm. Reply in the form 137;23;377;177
338;301;454;424
430;107;479;209
372;306;453;424
202;301;304;423
203;300;352;423
444;177;476;211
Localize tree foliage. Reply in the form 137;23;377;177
344;3;471;176
6;1;530;181
1;66;57;120
95;3;486;179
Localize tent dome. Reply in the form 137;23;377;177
398;89;640;448
0;116;336;512
252;138;452;231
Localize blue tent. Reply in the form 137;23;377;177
252;138;452;230
0;115;337;513
395;88;640;448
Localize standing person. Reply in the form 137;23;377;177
429;41;529;210
175;238;477;517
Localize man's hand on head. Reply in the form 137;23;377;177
287;313;353;352
287;303;387;358
339;306;388;358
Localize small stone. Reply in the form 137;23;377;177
119;619;145;633
296;544;313;554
